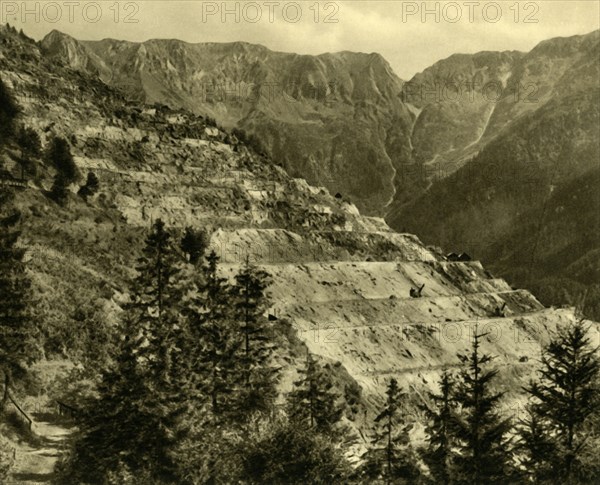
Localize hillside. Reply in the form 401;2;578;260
387;30;600;318
397;30;599;185
388;83;600;318
39;29;600;322
1;24;598;478
41;30;414;215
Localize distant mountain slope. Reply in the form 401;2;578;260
388;30;599;203
489;167;600;318
41;30;414;215
388;83;600;317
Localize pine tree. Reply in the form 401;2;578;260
358;378;420;485
49;173;70;205
523;319;600;482
16;125;41;178
287;352;344;433
180;227;208;265
45;136;79;183
125;218;191;405
453;329;513;485
62;220;192;483
515;404;555;483
0;77;19;145
421;370;458;485
231;256;279;417
186;250;241;418
0;192;39;407
174;250;244;484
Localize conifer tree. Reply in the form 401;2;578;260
421;370;458;485
358;378;420;484
180;227;208;265
231;256;279;416
125;219;191;414
187;250;240;418
453;329;513;485
522;319;600;482
175;250;244;483
0;77;19;145
62;220;192;483
515;404;554;483
77;172;100;200
49;173;70;205
16;125;41;178
45;136;79;183
287;352;344;433
0;191;39;407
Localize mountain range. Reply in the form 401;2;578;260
38;27;600;318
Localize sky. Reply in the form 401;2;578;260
1;1;599;79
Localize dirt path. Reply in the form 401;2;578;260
8;420;74;484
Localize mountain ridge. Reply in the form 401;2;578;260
29;27;600;318
1;23;593;438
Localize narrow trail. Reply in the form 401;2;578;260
9;419;74;484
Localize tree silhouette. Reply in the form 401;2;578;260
421;370;458;485
62;220;192;483
287;352;345;434
453;328;514;484
0;77;19;146
180;226;208;265
522;319;600;482
358;378;420;484
78;172;100;200
231;256;279;417
0;193;39;407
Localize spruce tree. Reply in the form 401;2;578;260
359;378;420;484
186;250;240;418
45;136;79;183
0;77;19;145
49;173;70;205
63;220;192;483
422;370;458;485
126;219;191;415
0;192;39;406
231;256;279;417
287;352;344;433
180;227;208;265
16;125;41;178
515;404;554;483
453;329;513;485
523;319;600;482
176;250;244;483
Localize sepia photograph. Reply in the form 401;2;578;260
0;1;599;483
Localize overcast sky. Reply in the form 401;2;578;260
3;1;599;78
